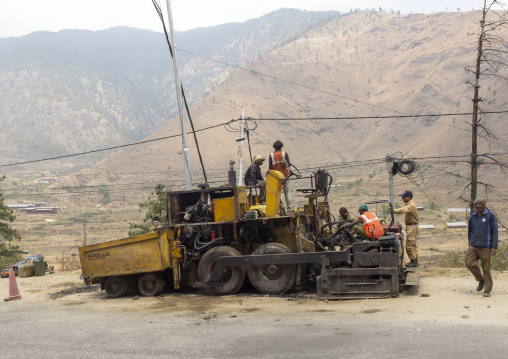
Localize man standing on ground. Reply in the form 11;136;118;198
391;190;419;267
466;198;498;297
269;140;291;209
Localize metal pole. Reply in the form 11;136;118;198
386;156;397;223
238;107;246;186
165;0;192;189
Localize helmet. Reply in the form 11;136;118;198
358;204;368;211
253;154;265;163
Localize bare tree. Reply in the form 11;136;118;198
466;1;508;207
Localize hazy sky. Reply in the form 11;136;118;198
0;0;485;38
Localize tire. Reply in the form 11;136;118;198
247;243;296;295
104;276;129;298
155;275;166;295
198;246;246;295
138;273;165;296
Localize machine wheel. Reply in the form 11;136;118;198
138;273;164;296
104;276;129;298
156;275;166;295
247;243;296;295
198;246;246;295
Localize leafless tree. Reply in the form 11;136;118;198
466;0;508;208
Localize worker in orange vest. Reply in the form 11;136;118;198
354;204;384;240
269;140;291;209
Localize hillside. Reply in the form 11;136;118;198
4;9;508;254
0;8;339;163
68;11;508;185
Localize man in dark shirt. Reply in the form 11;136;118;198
466;198;498;297
244;155;265;202
244;154;265;185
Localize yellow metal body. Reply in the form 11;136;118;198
79;229;182;286
214;197;236;222
234;186;249;218
265;170;285;217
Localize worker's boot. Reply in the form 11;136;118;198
406;259;418;267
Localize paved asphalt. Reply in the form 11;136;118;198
1;301;507;358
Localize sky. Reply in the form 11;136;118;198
0;0;486;38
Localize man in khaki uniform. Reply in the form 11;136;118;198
391;190;419;267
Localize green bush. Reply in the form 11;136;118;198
492;242;508;271
438;242;508;270
438;250;465;268
0;243;23;269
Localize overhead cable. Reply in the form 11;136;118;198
0;120;233;168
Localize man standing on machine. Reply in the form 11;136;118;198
269;140;291;209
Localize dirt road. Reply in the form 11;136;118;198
1;269;508;358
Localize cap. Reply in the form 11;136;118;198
399;190;413;198
358;204;368;211
474;198;486;205
253;154;265;162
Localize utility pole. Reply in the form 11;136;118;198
386;155;397;223
237;107;246;186
165;0;192;189
470;2;487;208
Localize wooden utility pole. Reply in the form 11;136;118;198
470;1;487;208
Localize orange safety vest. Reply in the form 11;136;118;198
270;151;289;178
359;211;384;240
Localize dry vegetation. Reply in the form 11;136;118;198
2;10;508;265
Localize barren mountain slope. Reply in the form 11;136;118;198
62;11;508;191
8;10;508;254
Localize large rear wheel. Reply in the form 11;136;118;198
198;246;246;295
104;276;129;298
247;243;296;295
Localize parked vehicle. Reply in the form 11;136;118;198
79;169;418;299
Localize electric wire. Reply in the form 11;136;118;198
0;120;233;168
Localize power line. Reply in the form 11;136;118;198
0;120;233;168
253;110;508;121
176;47;508;133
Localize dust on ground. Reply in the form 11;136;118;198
2;268;508;325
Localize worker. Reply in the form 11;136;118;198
354;204;384;241
269;140;291;208
339;207;355;222
338;207;356;241
244;154;266;202
149;216;162;232
466;198;498;297
391;190;419;267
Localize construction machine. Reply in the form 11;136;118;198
79;167;418;299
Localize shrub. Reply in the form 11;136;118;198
438;250;465;268
437;242;508;270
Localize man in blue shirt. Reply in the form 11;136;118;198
465;198;498;297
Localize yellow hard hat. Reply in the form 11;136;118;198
253;154;265;162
